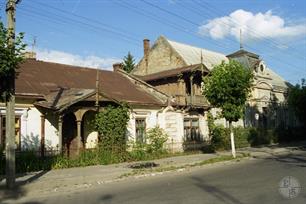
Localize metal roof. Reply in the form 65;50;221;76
167;38;228;70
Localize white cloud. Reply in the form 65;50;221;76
198;9;306;42
36;49;121;71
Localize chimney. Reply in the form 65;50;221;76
143;39;150;74
113;63;123;72
24;51;36;60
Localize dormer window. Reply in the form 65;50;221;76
258;61;266;74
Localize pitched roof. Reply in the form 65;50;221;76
166;37;228;70
265;68;289;89
226;51;289;89
226;49;259;59
35;88;96;111
16;59;168;106
136;64;208;82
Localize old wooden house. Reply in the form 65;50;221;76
132;36;290;143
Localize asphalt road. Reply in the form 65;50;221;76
12;151;306;204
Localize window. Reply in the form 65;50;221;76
0;115;21;150
260;64;264;72
135;118;146;143
184;118;200;142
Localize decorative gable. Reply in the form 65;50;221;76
132;36;186;76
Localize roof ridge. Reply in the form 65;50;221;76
31;59;114;73
166;38;226;57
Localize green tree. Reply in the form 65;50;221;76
288;79;306;127
122;52;135;73
203;60;253;158
0;21;26;101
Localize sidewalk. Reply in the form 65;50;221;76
0;153;220;198
1;141;305;200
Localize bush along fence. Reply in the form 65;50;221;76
207;112;306;152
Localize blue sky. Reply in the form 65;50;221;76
0;0;305;84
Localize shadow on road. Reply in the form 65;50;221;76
99;194;114;204
191;176;244;204
267;153;306;168
0;171;48;204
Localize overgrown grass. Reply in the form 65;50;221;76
0;147;204;175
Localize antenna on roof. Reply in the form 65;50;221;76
32;36;37;52
239;29;243;50
95;67;100;111
200;50;204;73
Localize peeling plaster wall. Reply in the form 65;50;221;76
0;105;58;150
127;109;160;142
163;111;184;151
1;104;211;152
127;108;210;152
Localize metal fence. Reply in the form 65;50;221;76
1;149;60;159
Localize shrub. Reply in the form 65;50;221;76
128;142;149;161
128;126;169;160
247;128;275;146
274;126;305;143
146;126;169;154
210;126;267;151
210;125;230;151
233;127;250;148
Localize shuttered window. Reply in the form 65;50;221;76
184;118;200;142
135;118;146;143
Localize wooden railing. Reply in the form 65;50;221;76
174;95;187;106
174;95;209;107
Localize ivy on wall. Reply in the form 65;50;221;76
95;104;130;153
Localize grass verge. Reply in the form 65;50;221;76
118;153;250;179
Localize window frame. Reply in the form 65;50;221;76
135;117;146;144
0;114;22;150
184;117;200;142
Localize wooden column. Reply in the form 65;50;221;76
40;115;45;158
190;75;194;105
76;120;82;154
58;115;63;154
177;79;184;95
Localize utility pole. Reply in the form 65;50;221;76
5;0;18;189
95;66;100;111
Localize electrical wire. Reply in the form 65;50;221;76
140;0;305;74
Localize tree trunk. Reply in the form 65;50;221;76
229;121;236;158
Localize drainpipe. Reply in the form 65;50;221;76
40;114;45;158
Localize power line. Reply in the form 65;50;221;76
32;1;142;41
19;4;141;47
115;1;231;51
140;0;305;74
22;5;139;44
193;0;306;60
17;0;305;78
175;0;306;75
141;0;199;27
